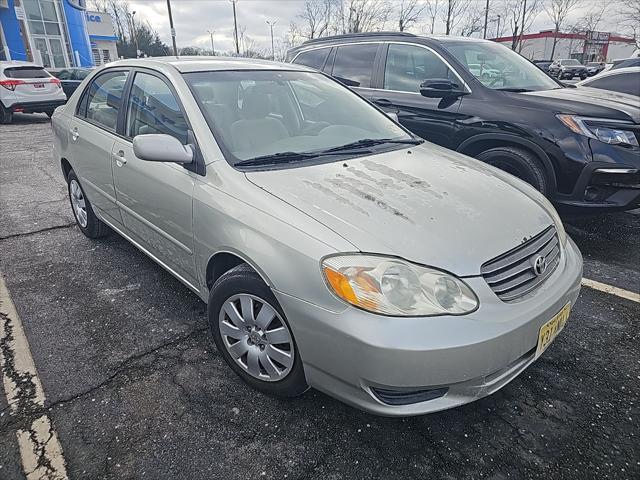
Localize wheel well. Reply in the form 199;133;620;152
61;158;72;181
206;252;247;289
458;139;556;189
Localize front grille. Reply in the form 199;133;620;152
481;226;560;302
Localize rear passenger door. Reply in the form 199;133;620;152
369;43;465;148
327;43;382;100
69;69;129;226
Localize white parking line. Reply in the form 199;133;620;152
0;275;68;480
582;278;640;303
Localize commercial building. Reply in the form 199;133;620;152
492;30;637;62
0;0;118;68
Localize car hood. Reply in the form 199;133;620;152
520;87;640;123
245;144;555;276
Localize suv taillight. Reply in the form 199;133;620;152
0;79;25;91
50;77;62;88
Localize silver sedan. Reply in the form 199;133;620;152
52;57;582;416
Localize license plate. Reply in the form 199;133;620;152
33;83;45;89
535;303;571;358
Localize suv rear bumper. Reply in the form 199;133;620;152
3;99;67;113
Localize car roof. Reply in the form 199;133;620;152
105;56;314;74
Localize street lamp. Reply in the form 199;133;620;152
207;30;215;56
230;0;239;55
496;14;501;39
266;20;276;60
130;11;139;58
166;0;178;56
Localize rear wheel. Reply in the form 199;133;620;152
208;264;308;397
67;170;109;239
0;105;12;124
477;146;549;195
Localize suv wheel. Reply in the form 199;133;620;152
208;264;308;397
0;105;12;124
477;146;549;195
66;170;109;238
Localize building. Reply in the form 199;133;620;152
492;30;637;62
0;0;118;67
86;9;117;66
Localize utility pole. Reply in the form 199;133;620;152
230;0;240;55
131;11;139;57
518;0;527;53
496;15;501;39
483;0;490;39
166;0;178;56
207;30;215;56
266;20;276;60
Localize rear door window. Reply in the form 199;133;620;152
79;70;129;131
331;43;378;88
293;48;331;70
3;67;50;79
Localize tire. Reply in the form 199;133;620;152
208;264;308;398
476;146;549;195
66;170;109;239
0;105;12;124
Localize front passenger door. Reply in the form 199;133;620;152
112;70;198;288
370;43;466;148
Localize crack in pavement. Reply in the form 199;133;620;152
0;223;76;242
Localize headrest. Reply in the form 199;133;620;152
241;89;271;119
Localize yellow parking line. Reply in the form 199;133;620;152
0;275;69;479
582;278;640;303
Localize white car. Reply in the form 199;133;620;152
0;61;67;124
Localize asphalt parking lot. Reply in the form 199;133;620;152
0;116;638;479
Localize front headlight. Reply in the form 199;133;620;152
321;255;478;316
557;114;638;147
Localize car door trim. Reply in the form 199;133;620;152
97;213;201;296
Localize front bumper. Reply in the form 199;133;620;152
275;238;583;416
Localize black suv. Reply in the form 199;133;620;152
286;33;640;213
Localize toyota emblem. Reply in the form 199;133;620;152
533;255;547;276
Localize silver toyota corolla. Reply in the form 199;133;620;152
52;57;582;416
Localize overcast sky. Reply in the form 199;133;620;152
122;0;622;54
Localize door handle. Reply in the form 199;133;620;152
113;150;127;167
70;127;79;141
374;98;393;107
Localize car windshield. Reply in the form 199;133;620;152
443;41;560;91
184;70;412;166
561;59;580;66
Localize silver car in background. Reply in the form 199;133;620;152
52;57;582;416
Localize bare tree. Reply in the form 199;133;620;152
397;0;426;32
339;0;392;33
299;0;334;39
458;4;485;37
544;0;583;60
424;0;441;34
441;0;470;35
574;5;605;32
501;0;540;50
617;0;640;48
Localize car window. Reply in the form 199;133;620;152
3;66;50;79
53;69;72;80
331;44;378;88
294;48;330;70
74;69;90;81
561;60;580;66
584;72;640;96
81;70;128;131
384;44;455;93
126;72;189;144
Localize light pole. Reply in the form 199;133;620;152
266;20;276;60
496;15;501;39
518;0;527;53
130;11;139;58
207;30;215;56
483;0;490;39
166;0;178;56
230;0;239;55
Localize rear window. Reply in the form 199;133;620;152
3;67;50;79
294;48;331;71
331;44;378;88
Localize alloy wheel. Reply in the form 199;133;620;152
70;179;88;228
218;294;294;382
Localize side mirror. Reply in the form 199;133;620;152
133;134;193;164
386;111;399;122
419;79;466;98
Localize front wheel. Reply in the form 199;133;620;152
208;264;308;397
477;146;549;195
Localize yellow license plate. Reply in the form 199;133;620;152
536;303;571;358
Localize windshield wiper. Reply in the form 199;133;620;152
235;148;374;167
322;137;423;153
496;87;533;92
